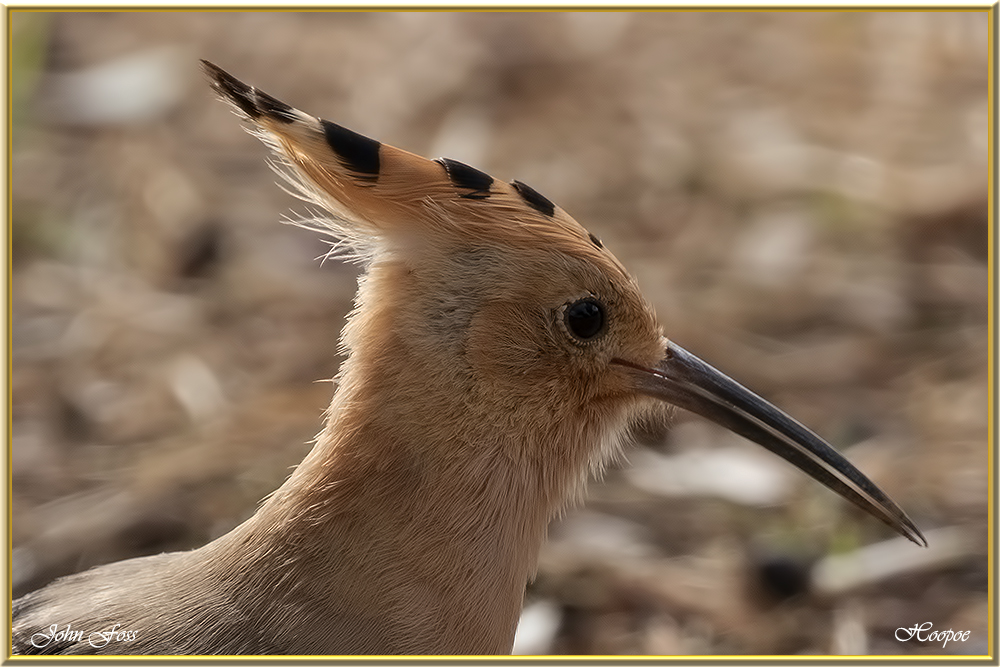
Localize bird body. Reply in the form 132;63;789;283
11;62;924;656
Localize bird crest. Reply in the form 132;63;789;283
202;60;617;273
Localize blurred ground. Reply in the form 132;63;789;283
9;10;990;656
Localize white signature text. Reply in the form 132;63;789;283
30;623;137;650
896;622;970;648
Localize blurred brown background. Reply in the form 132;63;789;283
10;10;990;656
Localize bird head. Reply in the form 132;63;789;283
204;61;924;546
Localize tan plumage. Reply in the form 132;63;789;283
11;62;923;656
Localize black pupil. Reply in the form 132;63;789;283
566;299;605;340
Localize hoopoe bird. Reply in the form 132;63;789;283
11;62;925;656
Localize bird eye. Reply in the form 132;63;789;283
565;298;606;341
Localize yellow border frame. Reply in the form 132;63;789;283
3;5;995;663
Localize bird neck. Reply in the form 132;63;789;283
207;360;558;652
273;380;556;569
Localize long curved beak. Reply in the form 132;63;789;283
614;340;926;547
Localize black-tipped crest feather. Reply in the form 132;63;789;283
203;59;261;119
320;119;381;181
511;180;556;217
435;157;493;200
